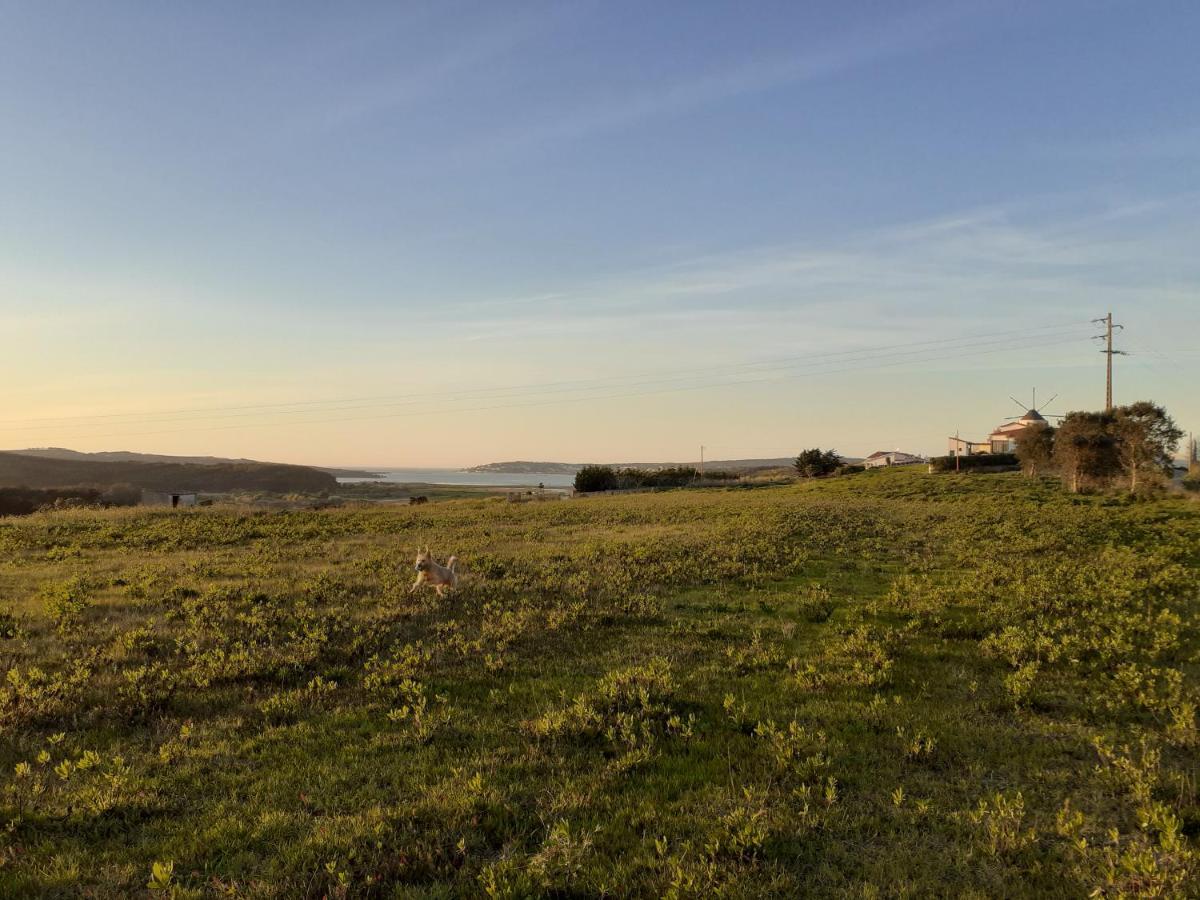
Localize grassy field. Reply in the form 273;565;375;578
0;470;1197;897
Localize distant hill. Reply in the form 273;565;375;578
466;461;583;474
12;447;262;466
0;452;337;494
468;457;815;474
315;467;385;479
9;448;379;480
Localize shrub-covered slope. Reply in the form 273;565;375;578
0;469;1196;896
0;452;337;494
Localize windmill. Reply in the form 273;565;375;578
1003;388;1064;426
980;389;1063;455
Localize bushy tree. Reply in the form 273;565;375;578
1050;402;1181;494
1053;411;1119;493
1112;401;1182;493
1014;423;1056;477
794;449;840;478
574;465;618;493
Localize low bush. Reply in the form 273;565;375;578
929;453;1018;472
797;584;835;623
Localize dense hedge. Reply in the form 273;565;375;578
617;466;700;489
929;453;1018;472
0;485;141;517
574;465;739;493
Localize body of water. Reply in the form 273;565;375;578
337;468;576;488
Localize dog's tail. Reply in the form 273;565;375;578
446;555;458;572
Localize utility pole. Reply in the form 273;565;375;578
699;445;705;482
1092;312;1126;412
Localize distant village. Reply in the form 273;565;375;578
859;397;1051;470
860;393;1197;478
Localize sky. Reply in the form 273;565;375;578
1;0;1197;467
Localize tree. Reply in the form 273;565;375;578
794;448;840;478
1013;423;1055;477
573;465;618;493
1112;401;1183;493
1053;411;1118;493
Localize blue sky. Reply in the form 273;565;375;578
1;0;1197;465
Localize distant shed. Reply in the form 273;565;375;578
141;490;197;508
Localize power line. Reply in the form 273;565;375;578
7;330;1096;440
0;320;1092;427
6;329;1092;436
1;322;1094;433
17;330;1094;443
1091;312;1126;411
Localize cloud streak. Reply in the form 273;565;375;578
459;1;996;161
436;191;1200;348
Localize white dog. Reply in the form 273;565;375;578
410;547;458;597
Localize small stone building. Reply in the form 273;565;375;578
141;490;197;508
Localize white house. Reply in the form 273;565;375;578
948;409;1048;456
863;450;926;468
986;409;1046;453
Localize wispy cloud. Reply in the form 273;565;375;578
460;1;996;160
239;3;584;151
436;191;1200;346
309;12;562;132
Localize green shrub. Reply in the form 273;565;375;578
797;584;835;623
574;465;618;493
0;606;21;640
524;658;678;751
1;659;92;727
42;577;93;635
117;663;178;719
